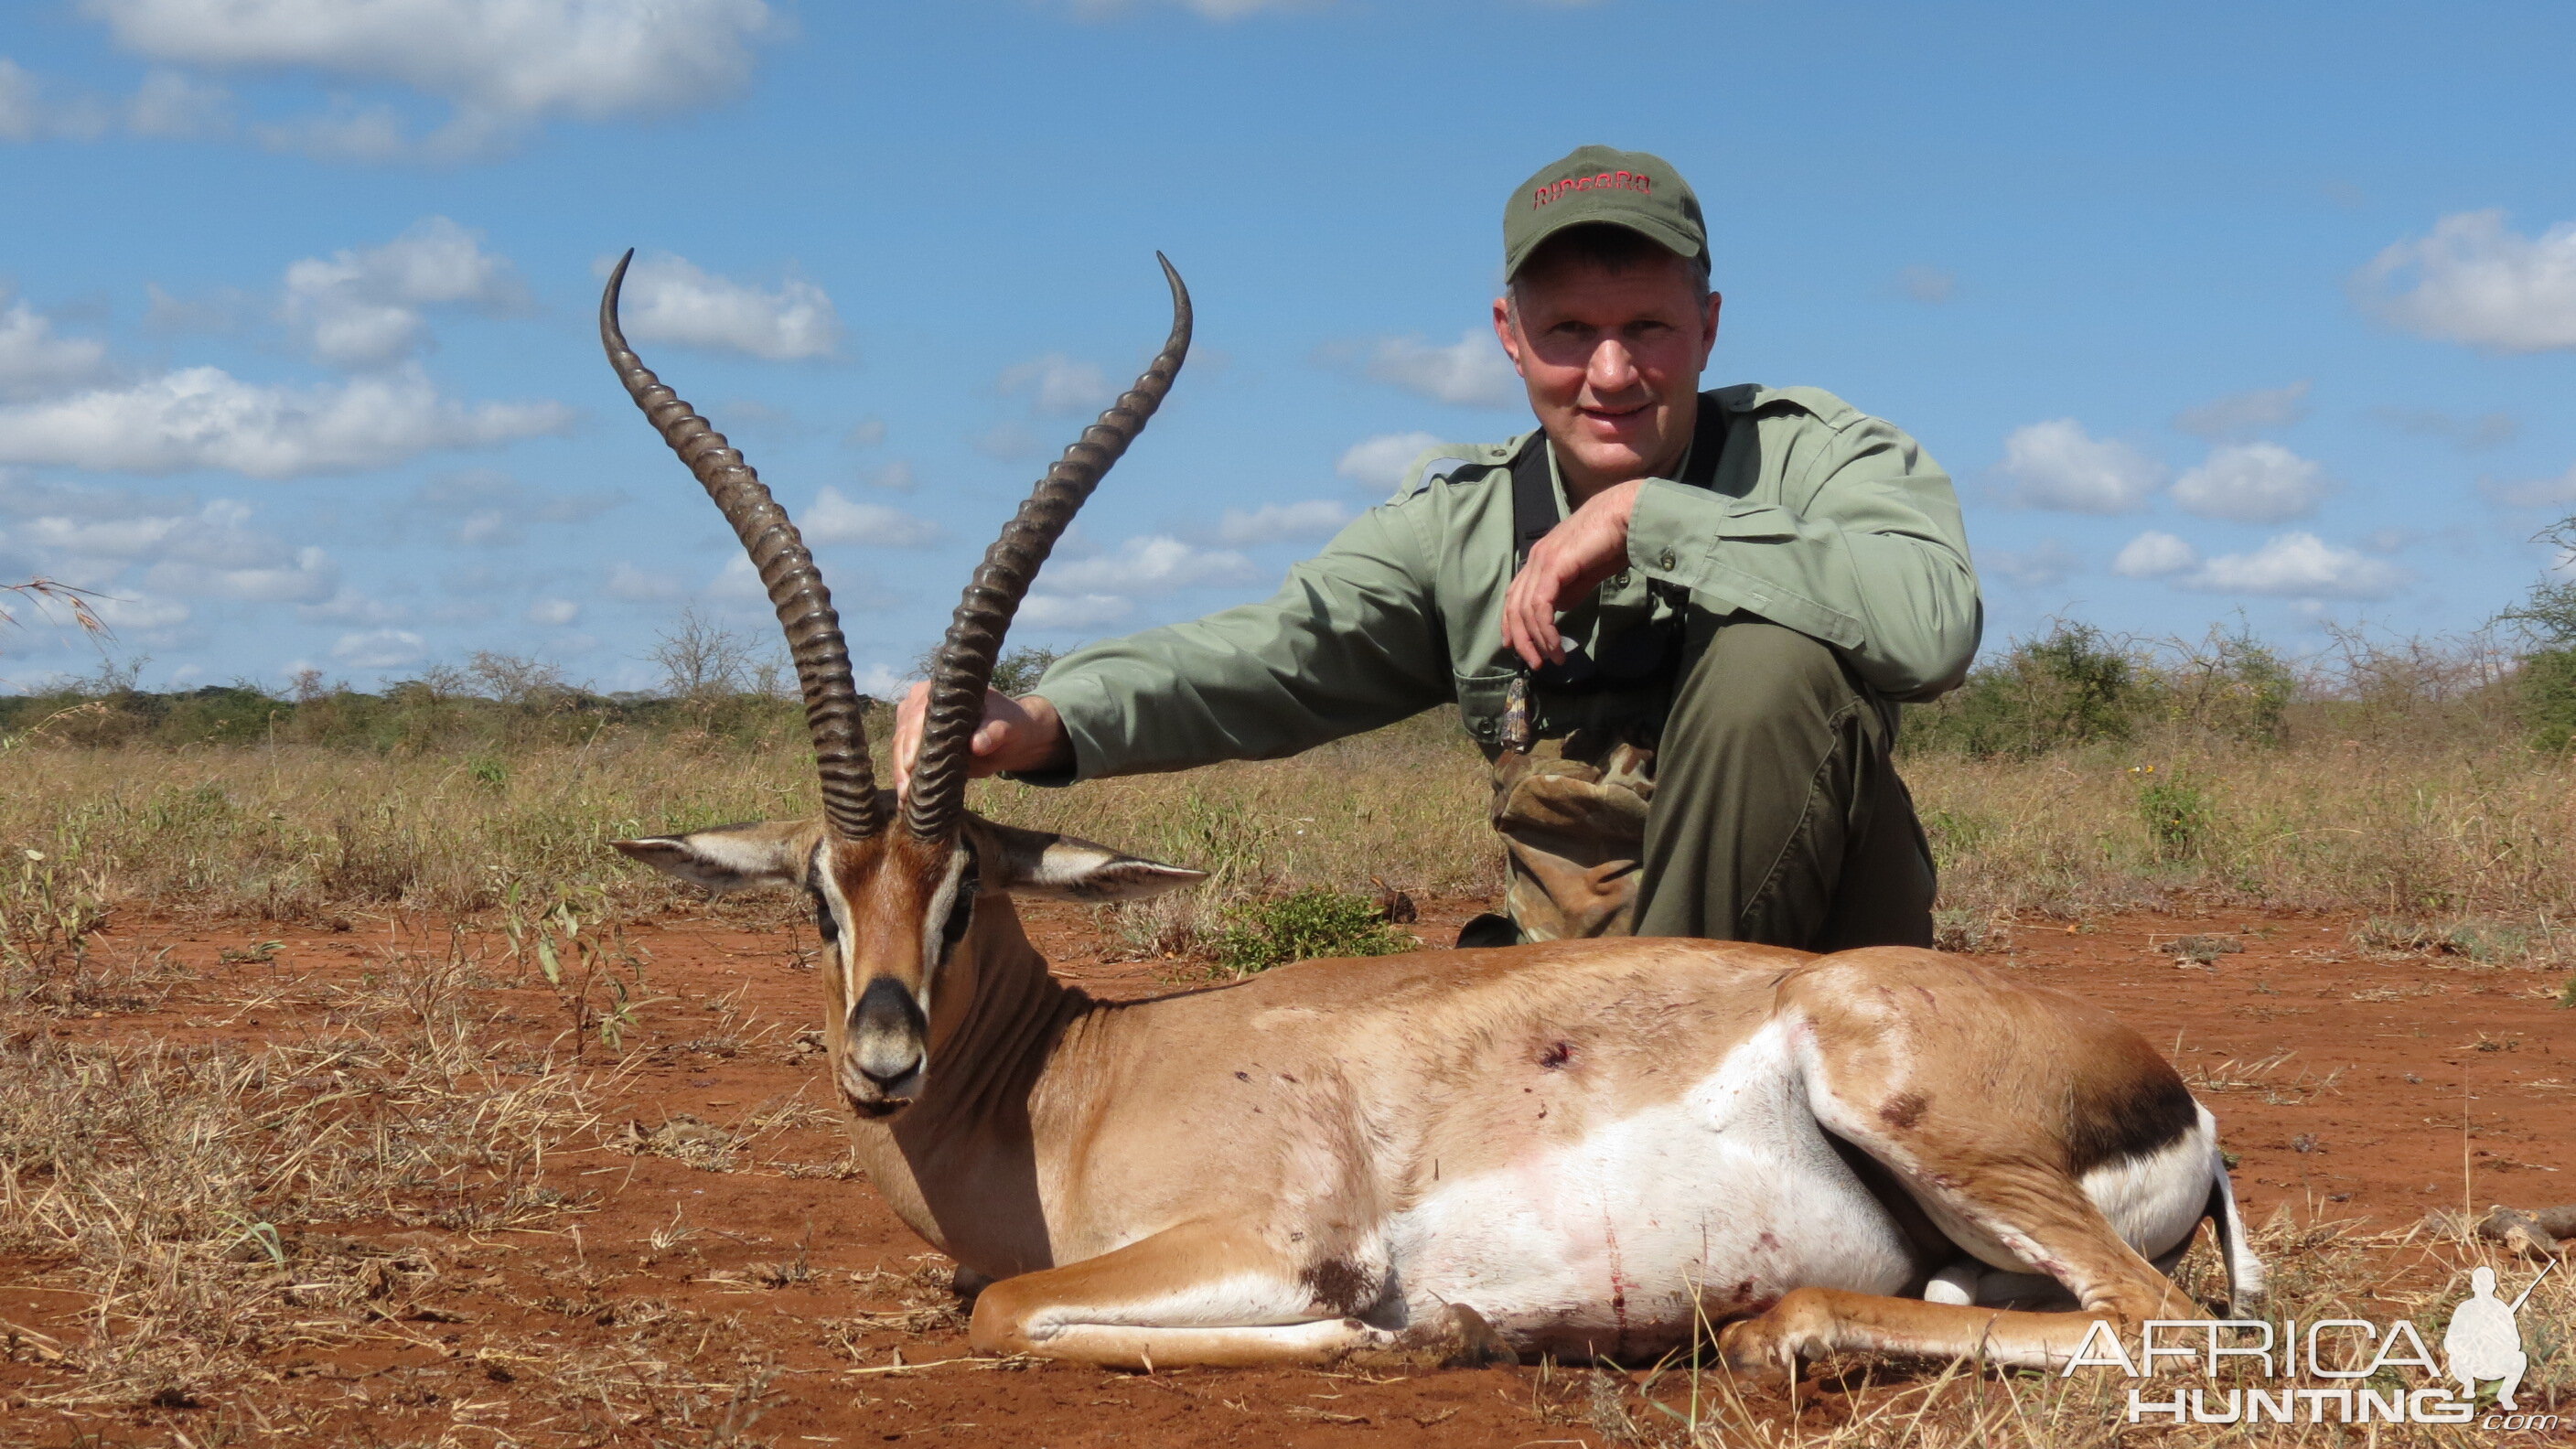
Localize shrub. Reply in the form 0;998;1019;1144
1907;622;2149;758
1208;888;1411;976
2132;767;2213;863
2517;648;2576;752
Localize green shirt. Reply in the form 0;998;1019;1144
1031;383;1980;780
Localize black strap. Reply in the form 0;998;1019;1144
1511;392;1729;566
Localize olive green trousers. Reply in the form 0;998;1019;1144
1484;618;1937;951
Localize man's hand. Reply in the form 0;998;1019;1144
1502;479;1645;668
889;684;1071;796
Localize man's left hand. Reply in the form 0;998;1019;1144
1503;479;1645;669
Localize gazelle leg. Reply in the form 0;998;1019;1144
967;1220;1511;1369
1719;1289;2124;1373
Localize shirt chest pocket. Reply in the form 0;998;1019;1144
1453;667;1516;746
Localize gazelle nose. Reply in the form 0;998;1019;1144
847;976;926;1087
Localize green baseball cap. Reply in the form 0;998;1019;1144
1503;145;1705;280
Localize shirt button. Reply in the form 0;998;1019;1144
1610;572;1630;589
1658;549;1677;570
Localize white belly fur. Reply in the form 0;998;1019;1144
1382;1021;1916;1358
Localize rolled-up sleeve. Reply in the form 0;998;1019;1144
1027;502;1454;781
1626;414;1981;700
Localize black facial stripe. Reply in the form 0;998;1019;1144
809;886;840;945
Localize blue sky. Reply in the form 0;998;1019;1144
2;0;2572;695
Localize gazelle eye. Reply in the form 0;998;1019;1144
809;888;840;945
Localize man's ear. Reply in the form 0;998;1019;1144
982;821;1206;903
610;819;822;894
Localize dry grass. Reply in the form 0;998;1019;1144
0;941;605;1409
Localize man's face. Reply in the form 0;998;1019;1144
1493;251;1721;496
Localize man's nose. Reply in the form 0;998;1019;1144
1585;338;1641;394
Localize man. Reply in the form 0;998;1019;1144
894;145;1980;950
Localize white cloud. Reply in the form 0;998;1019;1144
2173;380;2311;440
1898;265;1954;304
607;253;840;362
284;216;524;367
1994;419;2163;513
526;597;579;626
2170;441;2332;523
843;417;886;448
2354;209;2576;352
0;58;114;142
996;353;1113;415
1982;539;2077;587
126;67;231;137
1217;499;1353;545
299;587;403;624
864;458;916;491
1349;329;1521;408
1336;430;1444;491
0;299;115;400
331;628;427;668
2175;532;2403;600
2481;463;2576;510
405;467;619;545
1016;593;1133;631
1054;0;1319;17
2373;405;2517;451
0;364;570;477
85;0;777;158
150;542;339;602
801;487;939;548
2112;531;2199;579
1045;534;1258;594
602;561;682;602
91;591;191;630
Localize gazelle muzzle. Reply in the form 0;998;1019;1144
843;975;928;1113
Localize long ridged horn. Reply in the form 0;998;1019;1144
600;250;884;841
903;255;1192;841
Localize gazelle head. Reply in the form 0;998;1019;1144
598;252;1204;1119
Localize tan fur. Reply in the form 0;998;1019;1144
614;809;2253;1377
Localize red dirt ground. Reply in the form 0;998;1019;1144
4;898;2571;1446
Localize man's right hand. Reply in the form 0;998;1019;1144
889;683;1072;797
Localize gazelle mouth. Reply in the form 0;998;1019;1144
848;1098;911;1121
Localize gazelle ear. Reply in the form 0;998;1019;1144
983;822;1206;903
611;819;823;894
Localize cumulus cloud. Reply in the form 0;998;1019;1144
84;0;778;159
1336;431;1445;492
0;297;116;400
331;628;427;668
1016;592;1133;631
0;58;113;142
1216;499;1353;545
2173;380;2311;440
996;353;1113;415
284;216;525;367
1898;265;1954;304
1981;539;2077;587
2354;209;2576;352
2175;532;2403;600
608;253;840;361
801;487;939;548
2372;405;2517;451
2480;463;2576;510
1994;419;2163;513
126;67;231;137
0;364;570;477
526;597;579;626
1045;534;1258;595
92;591;191;630
403;468;620;545
9;492;338;601
602;561;682;603
2169;442;2333;523
1335;329;1521;408
2112;531;2199;579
